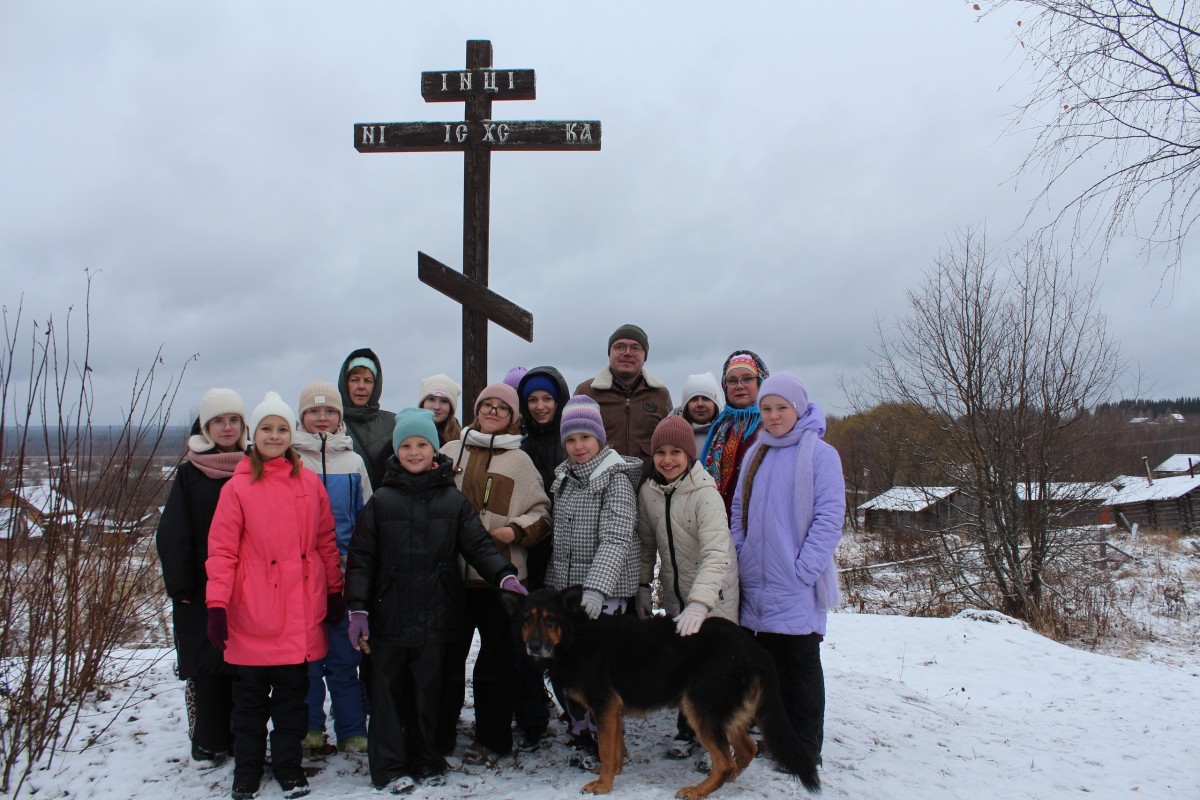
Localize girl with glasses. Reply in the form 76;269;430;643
437;383;551;766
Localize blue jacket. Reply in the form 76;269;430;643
294;428;372;555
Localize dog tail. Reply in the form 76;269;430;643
753;654;821;793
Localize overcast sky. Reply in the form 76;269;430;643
2;1;1195;428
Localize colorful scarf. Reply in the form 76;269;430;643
701;404;762;495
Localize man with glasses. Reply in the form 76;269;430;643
701;350;770;517
574;323;672;468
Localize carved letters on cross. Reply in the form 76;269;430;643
354;40;601;416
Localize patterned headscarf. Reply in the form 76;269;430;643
701;350;769;495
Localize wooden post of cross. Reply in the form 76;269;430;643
354;40;601;418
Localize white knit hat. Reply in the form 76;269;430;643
248;391;296;440
188;388;246;452
418;374;462;416
681;372;725;410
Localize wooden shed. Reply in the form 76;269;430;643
859;486;960;535
1103;474;1200;534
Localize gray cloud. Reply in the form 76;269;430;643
1;2;1193;428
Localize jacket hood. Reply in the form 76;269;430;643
338;348;385;412
292;427;356;455
559;446;643;487
517;365;571;434
646;459;716;496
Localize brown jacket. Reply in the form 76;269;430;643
575;368;672;467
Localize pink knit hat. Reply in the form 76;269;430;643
473;382;521;422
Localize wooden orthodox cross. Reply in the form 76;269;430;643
354;40;601;417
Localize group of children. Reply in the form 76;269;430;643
156;349;845;799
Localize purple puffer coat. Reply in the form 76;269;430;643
730;414;845;637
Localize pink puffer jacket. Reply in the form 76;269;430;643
206;456;342;666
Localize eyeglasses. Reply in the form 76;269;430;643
479;402;512;417
725;376;758;387
611;343;644;355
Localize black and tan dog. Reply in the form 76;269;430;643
517;586;821;798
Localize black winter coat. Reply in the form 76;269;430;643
517;365;571;494
155;460;232;677
345;454;516;647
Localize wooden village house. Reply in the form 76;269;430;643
859;486;960;536
1103;473;1200;534
0;481;79;540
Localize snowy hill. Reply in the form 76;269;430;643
19;611;1198;800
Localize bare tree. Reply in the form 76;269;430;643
862;228;1124;625
978;0;1200;267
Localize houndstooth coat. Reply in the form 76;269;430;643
546;447;643;599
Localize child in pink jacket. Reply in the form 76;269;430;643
207;392;343;800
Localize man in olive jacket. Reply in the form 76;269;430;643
575;323;672;469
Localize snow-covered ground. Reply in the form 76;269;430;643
17;606;1200;800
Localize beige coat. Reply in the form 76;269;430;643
637;461;739;621
441;433;551;584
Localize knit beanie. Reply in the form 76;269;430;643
392;407;439;452
559;395;607;446
189;387;246;452
758;371;809;411
681;372;725;410
345;356;377;377
520;373;560;405
298;380;343;421
723;350;769;381
418;374;462;416
248;391;296;438
608;323;649;356
651;415;697;460
474;382;521;422
503;365;527;390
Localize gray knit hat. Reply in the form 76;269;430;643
608;323;649;355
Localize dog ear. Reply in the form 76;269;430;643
561;584;584;611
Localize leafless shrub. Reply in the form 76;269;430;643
0;279;190;794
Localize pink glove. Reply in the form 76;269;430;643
500;575;529;596
674;602;708;636
348;611;370;651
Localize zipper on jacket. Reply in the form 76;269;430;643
663;489;685;609
319;434;328;488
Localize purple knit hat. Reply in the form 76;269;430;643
503;365;527;390
757;371;809;411
559;395;606;446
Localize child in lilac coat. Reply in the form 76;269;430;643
730;371;844;764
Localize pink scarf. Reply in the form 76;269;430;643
188;449;244;479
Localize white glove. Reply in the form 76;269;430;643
674;601;708;636
580;588;605;620
635;585;653;619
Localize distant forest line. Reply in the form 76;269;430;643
2;426;191;458
1097;398;1200;416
